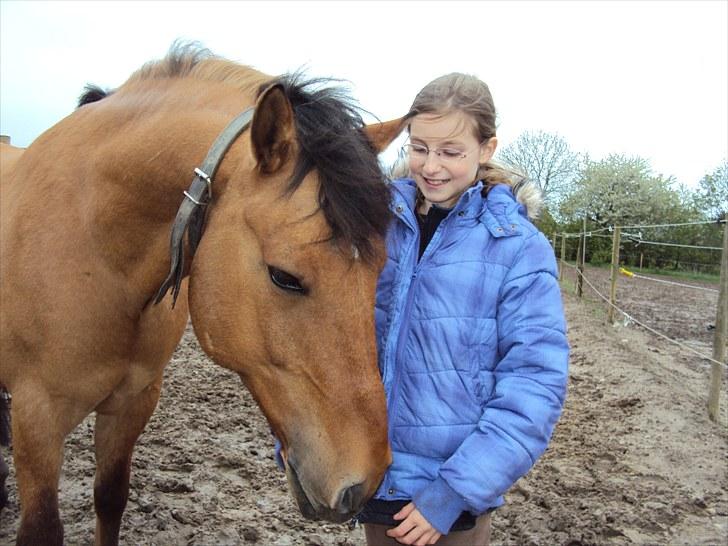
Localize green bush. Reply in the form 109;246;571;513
590;249;613;264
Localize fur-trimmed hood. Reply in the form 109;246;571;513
386;156;543;221
510;178;543;221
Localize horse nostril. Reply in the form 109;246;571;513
337;482;366;514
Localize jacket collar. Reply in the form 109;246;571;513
389;178;525;238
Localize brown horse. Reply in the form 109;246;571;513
0;142;24;173
0;43;404;545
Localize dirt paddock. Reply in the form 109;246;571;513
1;273;726;545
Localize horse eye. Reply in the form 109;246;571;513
267;266;307;295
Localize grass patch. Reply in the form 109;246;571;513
560;279;610;323
582;296;608;322
625;266;719;284
560;278;575;293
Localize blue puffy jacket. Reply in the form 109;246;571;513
372;178;569;534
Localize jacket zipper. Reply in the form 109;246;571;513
385;208;456;441
382;207;417;436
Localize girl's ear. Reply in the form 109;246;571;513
480;137;498;164
364;117;407;153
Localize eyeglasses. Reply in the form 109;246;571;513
402;142;480;164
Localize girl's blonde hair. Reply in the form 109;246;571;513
407;72;514;187
393;73;541;218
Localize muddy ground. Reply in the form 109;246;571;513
561;264;720;351
1;269;726;545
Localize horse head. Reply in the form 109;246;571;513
185;79;404;521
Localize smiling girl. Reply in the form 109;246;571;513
357;73;569;546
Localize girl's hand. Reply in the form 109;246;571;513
385;502;442;545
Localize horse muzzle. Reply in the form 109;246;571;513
285;457;370;523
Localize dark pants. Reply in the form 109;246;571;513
363;512;491;546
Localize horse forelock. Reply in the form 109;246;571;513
259;74;393;263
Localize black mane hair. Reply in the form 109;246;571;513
126;41;393;262
77;84;111;108
258;74;392;262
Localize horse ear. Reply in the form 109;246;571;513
251;84;296;174
364;117;407;153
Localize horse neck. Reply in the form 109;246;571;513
75;82;256;304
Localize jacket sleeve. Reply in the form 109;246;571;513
413;231;569;534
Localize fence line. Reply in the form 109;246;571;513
619;220;723;230
556;218;724;239
621;237;722;251
564;264;726;369
558;233;721;250
619;267;719;293
555;214;727;422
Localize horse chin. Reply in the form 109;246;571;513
285;460;355;523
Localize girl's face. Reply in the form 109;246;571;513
408;111;497;212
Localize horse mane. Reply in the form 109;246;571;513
124;41;392;261
126;41;269;97
259;74;392;261
77;84;112;108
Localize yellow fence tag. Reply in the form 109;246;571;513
619;267;634;278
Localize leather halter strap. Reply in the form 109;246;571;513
154;107;255;307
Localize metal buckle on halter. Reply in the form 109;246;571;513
183;167;213;206
182;190;204;206
194;167;212;194
156;107;254;307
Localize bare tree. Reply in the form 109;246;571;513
497;130;580;208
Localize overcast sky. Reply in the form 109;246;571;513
1;0;726;189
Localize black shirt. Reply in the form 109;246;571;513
416;204;452;259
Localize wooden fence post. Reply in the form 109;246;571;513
559;233;566;282
577;216;587;298
607;226;621;324
708;215;727;422
576;232;584;297
582;220;588;269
